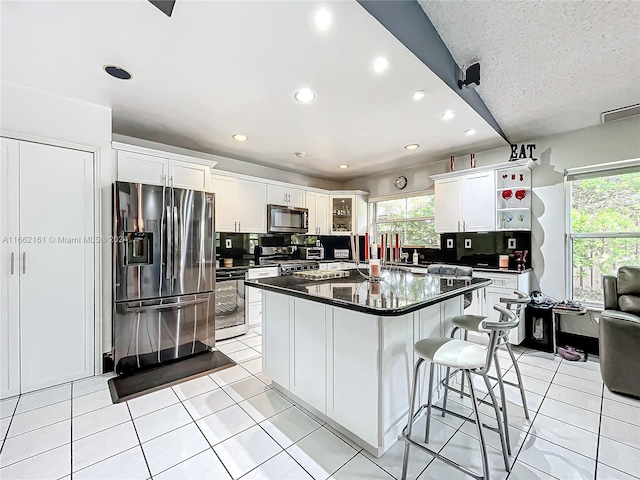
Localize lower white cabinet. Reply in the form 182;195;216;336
245;267;279;329
291;299;326;412
262;290;462;452
467;270;531;345
1;138;95;398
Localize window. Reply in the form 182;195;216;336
373;192;439;248
568;167;640;305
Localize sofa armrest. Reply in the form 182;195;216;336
600;310;640;325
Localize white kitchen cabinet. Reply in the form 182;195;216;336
210;174;267;233
1;138;95;398
462;171;495;232
291;298;327;412
306;191;330;235
263;292;291;388
236;179;267;232
267;184;305;208
0;139;20;399
434;171;495;233
434;178;462;233
467;270;531;345
116;150;211;191
330;194;368;235
245;266;279;329
209;174;237;232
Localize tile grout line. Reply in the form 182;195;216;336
127;402;153;479
593;383;605;480
0;394;20;456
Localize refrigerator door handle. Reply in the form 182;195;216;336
165;205;173;279
124;296;208;313
173;206;179;278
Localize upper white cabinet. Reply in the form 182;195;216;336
1;138;95;398
433;159;535;233
116;149;212;191
306;191;330;235
330;194;368;235
210;174;267;233
434;171;495;233
267;184;305;208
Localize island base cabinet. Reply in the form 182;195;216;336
327;308;379;447
261;291;466;456
291;298;326;413
263;293;291;389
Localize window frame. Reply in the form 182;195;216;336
370;189;438;248
565;161;640;307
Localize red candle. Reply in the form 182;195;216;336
364;233;369;260
381;235;385;262
395;234;399;261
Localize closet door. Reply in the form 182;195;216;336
19;142;95;392
0;138;20;399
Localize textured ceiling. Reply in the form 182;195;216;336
418;0;640;142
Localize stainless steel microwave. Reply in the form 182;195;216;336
267;204;309;234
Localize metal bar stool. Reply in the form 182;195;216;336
401;305;518;480
442;291;531;455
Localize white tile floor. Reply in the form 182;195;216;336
1;331;639;480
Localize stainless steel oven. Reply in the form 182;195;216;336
214;268;249;340
267;204;308;233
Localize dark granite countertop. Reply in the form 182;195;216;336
245;269;492;316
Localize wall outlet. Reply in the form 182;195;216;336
507;238;516;249
225;239;232;248
464;239;472;249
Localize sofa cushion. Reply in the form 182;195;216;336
617;266;640;295
619;294;640;315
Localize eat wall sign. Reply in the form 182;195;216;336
510;144;536;160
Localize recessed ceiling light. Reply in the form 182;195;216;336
103;65;132;80
338;164;349;169
465;129;476;136
294;88;316;103
412;90;425;101
295;152;306;158
373;57;389;73
405;144;420;150
314;8;332;31
232;134;248;142
442;110;455;120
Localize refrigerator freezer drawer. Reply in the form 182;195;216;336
113;293;214;375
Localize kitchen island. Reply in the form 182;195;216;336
245;269;491;457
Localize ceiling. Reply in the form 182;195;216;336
0;0;508;180
418;0;640;143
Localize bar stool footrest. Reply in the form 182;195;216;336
402;428;485;480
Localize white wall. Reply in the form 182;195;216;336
1;81;114;364
343;117;640;303
113;134;343;191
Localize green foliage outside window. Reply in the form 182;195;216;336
375;194;439;248
571;172;640;304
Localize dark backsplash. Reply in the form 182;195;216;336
217;231;532;269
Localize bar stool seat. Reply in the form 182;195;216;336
415;338;486;370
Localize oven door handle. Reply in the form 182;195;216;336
125;297;208;313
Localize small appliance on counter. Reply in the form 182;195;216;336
334;248;349;259
299;247;324;260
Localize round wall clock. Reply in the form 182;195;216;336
395;176;407;190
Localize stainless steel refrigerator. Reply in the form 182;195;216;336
113;182;215;376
